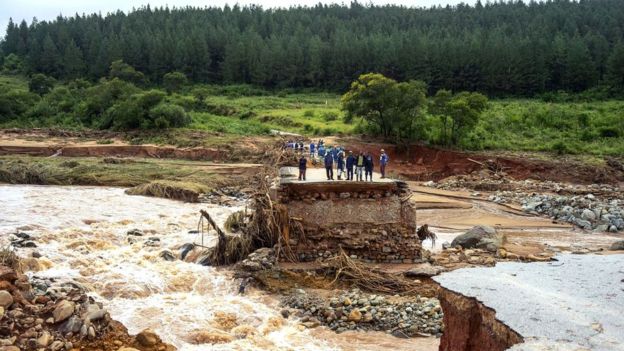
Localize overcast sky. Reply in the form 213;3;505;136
1;0;476;38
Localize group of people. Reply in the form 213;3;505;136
297;144;389;182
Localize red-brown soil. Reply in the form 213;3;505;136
339;139;624;184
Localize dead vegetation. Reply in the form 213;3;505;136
125;180;212;202
322;250;421;294
0;246;22;272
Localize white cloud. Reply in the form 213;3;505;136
1;0;476;39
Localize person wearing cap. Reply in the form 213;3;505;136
346;151;356;181
379;149;389;179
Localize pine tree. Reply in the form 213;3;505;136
62;40;86;78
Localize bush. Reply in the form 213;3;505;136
163;71;188;94
303;110;316;117
322;111;339;121
0;89;39;121
28;74;55;95
599;127;620;138
149;103;190;128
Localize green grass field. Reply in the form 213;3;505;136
1;73;622;156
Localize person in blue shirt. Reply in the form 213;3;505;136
298;155;307;181
324;148;334;180
345;151;356;181
318;144;326;160
309;142;316;158
379;149;389;178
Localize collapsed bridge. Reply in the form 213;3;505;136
271;167;424;263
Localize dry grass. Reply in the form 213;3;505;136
322;250;421;294
125;180;211;202
0;246;22;272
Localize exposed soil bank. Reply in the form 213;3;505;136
437;287;523;351
342;140;624;184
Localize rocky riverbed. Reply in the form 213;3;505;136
282;289;444;337
0;263;173;351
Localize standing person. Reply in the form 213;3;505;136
324;148;334;180
346;151;356;181
298;154;307;181
364;152;374;182
336;150;345;180
309;141;316;159
379;149;389;179
356;151;365;181
318;143;326;162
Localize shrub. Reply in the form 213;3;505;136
0;89;40;121
599;127;620;138
28;74;55;95
322;111;339;121
149;103;190;128
303;110;316;117
163;71;188;94
109;60;146;85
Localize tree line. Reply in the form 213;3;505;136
1;0;624;95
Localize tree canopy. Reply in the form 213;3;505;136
1;0;624;95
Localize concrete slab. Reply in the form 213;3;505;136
434;254;624;351
280;167;395;184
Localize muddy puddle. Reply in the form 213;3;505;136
0;185;437;351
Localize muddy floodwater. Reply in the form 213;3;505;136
0;185;438;351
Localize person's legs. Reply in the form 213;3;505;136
329;167;334;180
380;164;385;178
302;168;306;181
347;168;353;180
299;169;303;181
326;166;331;180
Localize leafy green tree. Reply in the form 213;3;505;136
446;92;488;145
163;71;188;94
109;60;145;85
28;73;56;95
2;53;24;74
341;73;399;138
429;89;453;145
342;73;428;143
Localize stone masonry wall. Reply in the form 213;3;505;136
276;182;422;263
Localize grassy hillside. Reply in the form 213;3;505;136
0;74;622;156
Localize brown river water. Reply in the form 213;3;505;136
0;185;438;351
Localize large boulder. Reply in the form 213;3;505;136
0;291;13;308
450;225;500;250
53;300;75;323
136;329;160;347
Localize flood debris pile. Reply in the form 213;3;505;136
281;289;444;337
0;262;174;351
274;176;423;263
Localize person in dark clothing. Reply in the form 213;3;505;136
298;155;307;181
346;151;356;181
364;152;374;181
324;150;334;180
379;149;389;178
336;151;345;180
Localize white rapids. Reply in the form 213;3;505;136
0;184;438;351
